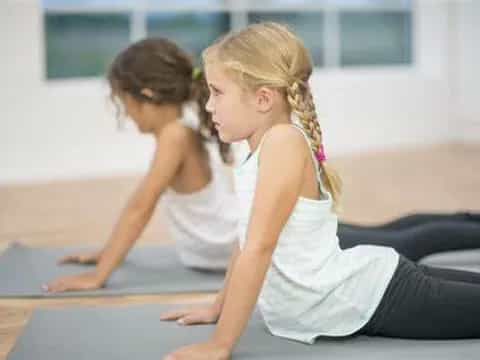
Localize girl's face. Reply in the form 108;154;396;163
119;92;178;134
205;65;260;143
119;92;151;133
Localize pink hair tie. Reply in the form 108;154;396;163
315;144;327;162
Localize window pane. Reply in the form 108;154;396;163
323;0;411;8
248;12;324;66
148;0;225;5
43;0;130;6
45;13;131;79
147;13;230;62
245;0;411;9
43;0;226;6
340;11;412;66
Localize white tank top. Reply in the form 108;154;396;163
233;123;399;343
161;103;237;270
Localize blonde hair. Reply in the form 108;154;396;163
202;22;342;210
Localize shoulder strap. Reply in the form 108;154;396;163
289;123;329;198
242;128;274;165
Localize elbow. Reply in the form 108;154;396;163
243;242;275;260
127;201;154;223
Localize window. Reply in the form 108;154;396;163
248;12;325;66
42;0;413;79
340;11;412;66
45;13;130;79
147;12;229;61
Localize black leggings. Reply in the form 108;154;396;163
338;212;480;261
358;254;480;338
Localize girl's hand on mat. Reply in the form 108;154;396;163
57;250;102;265
163;340;231;360
160;304;220;325
42;271;104;293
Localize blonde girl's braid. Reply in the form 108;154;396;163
202;21;342;209
286;80;342;211
286;81;322;154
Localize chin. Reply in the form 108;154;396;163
218;132;234;144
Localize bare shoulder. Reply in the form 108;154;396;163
157;121;191;147
150;122;193;170
143;122;192;195
260;124;308;161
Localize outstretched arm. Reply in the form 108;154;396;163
44;124;188;293
163;125;308;359
160;241;240;325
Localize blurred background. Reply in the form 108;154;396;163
1;0;479;247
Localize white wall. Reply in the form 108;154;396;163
1;0;154;184
452;0;480;142
0;0;475;185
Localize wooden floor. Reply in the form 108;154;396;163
1;142;479;359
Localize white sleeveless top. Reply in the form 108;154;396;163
161;103;237;270
233;124;399;343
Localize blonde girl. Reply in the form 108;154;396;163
161;23;480;360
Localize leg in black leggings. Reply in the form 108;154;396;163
359;256;480;339
339;220;480;261
340;211;480;231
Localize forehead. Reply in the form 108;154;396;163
205;63;237;88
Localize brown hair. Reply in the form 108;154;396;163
107;37;231;163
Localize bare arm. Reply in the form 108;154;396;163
96;124;188;282
163;125;309;358
45;123;188;292
159;241;240;325
211;127;308;350
211;241;240;312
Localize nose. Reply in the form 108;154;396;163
205;94;214;113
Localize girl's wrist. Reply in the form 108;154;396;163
212;298;223;313
93;266;110;285
210;333;235;353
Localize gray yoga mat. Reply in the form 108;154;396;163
7;304;480;360
1;241;480;298
420;248;480;271
0;242;224;298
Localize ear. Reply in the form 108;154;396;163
254;86;275;113
140;88;155;99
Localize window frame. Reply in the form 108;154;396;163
42;0;416;82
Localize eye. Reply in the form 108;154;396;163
209;86;221;96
